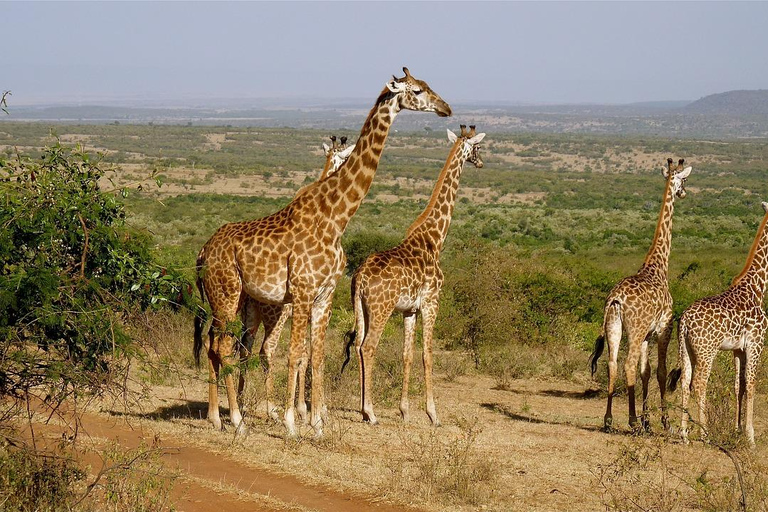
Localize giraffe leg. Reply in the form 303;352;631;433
691;353;715;441
603;305;622;431
639;338;652;432
238;298;261;402
284;299;310;437
656;316;673;431
207;330;223;431
624;332;644;430
734;349;746;434
421;299;440;426
679;334;694;444
308;291;335;437
260;303;289;422
360;321;385;425
399;311;417;422
744;341;762;446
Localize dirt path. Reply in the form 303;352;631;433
24;409;419;512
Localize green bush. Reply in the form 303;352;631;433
0;141;193;404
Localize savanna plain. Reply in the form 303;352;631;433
2;121;768;511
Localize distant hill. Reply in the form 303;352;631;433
684;89;768;115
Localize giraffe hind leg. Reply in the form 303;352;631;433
603;304;622;431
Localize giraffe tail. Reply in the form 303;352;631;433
667;317;687;392
588;334;605;378
193;251;208;369
340;330;356;374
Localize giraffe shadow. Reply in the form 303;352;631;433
104;400;220;423
480;402;603;433
491;385;603;400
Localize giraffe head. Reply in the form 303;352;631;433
447;124;486;168
322;135;355;176
662;158;692;198
386;67;452;117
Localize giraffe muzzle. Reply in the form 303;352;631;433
435;101;452;118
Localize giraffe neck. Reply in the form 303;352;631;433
404;140;468;251
732;211;768;302
319;87;399;233
642;176;676;275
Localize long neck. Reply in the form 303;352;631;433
642;177;676;275
731;211;768;302
321;87;399;233
405;141;467;251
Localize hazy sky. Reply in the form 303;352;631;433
3;1;767;106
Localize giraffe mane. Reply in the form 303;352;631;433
731;207;768;285
404;137;463;237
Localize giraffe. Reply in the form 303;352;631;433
668;201;768;446
589;158;692;432
237;135;356;423
341;125;485;426
194;67;451;436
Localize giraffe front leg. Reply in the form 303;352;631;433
284;300;310;437
421;300;440;426
308;293;334;438
400;312;417;422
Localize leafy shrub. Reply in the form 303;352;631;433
0;141;193;405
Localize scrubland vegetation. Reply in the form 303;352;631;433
2;122;768;510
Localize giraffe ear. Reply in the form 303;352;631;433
762;202;768;213
339;144;355;159
386;79;406;93
662;166;670;179
677;166;692;179
467;133;486;145
447;129;457;143
322;143;331;156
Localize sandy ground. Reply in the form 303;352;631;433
22;365;764;512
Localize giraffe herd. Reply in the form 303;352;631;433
194;67;766;447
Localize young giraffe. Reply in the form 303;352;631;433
195;68;451;436
237;135;356;422
668;202;768;446
341;125;485;425
589;158;692;431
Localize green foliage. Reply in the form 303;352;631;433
342;231;402;275
0;142;193;403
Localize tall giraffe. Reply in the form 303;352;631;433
238;135;356;422
668;202;768;446
195;68;451;436
589;158;692;431
341;125;485;426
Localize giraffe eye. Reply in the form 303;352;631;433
413;89;423;95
